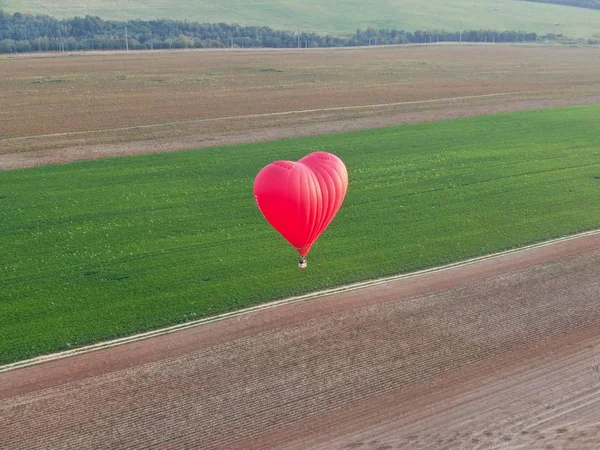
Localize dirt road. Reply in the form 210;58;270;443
1;233;599;449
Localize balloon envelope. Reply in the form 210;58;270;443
254;151;348;257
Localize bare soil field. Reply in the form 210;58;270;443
1;45;600;169
1;233;599;449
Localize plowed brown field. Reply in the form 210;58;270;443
1;233;599;449
1;45;600;169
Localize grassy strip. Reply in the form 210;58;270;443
1;105;599;364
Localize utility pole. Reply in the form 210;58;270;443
125;24;129;51
297;29;300;49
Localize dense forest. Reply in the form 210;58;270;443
0;10;544;53
521;0;600;10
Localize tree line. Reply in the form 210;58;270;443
520;0;600;10
0;10;543;54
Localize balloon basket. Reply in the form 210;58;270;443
298;259;308;269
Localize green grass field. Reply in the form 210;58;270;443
4;0;600;38
1;105;600;365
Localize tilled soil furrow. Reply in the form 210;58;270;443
1;242;600;449
313;334;600;450
2;45;600;169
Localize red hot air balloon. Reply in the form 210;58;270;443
254;151;348;268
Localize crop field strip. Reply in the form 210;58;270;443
1;239;599;449
2;229;594;374
0;92;540;143
2;46;599;139
1;45;600;168
0;92;542;142
1;104;599;365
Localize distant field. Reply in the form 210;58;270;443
2;45;600;170
521;0;600;11
4;0;600;38
1;105;599;365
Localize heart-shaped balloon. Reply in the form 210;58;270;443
254;151;348;258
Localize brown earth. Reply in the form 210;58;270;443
1;233;599;449
1;44;600;170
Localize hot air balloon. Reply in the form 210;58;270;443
253;151;348;268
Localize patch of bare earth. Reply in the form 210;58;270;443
1;45;600;169
1;233;599;449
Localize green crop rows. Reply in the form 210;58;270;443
1;105;599;364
